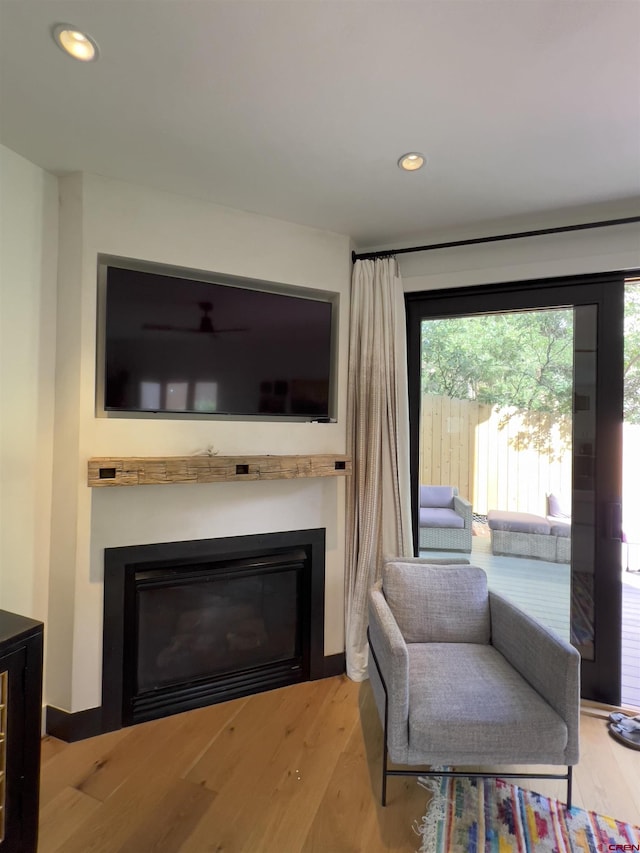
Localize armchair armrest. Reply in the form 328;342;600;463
368;583;410;763
489;591;580;764
453;494;473;528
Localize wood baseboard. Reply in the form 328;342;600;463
45;706;103;742
321;653;346;679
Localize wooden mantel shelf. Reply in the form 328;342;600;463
87;454;352;487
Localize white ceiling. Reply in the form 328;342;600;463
1;1;639;248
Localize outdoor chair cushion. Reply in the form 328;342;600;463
419;507;465;529
550;520;571;538
420;485;455;508
488;510;551;536
547;493;571;519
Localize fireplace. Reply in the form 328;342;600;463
102;529;326;729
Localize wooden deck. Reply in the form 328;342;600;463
622;567;640;710
420;536;640;710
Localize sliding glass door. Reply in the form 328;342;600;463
622;278;640;709
406;273;625;704
417;307;574;642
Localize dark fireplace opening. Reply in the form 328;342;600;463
103;529;326;729
135;553;302;692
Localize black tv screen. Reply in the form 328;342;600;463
102;265;334;418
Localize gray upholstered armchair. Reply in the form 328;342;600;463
419;485;472;553
368;560;580;806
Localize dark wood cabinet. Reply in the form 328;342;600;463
0;611;43;853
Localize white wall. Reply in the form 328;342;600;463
0;145;58;623
50;173;351;712
397;218;640;291
14;157;637;714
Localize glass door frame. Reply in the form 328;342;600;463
406;271;625;705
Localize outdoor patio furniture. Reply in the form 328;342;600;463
547;493;572;563
488;509;570;563
551;520;571;562
418;485;472;553
367;559;580;806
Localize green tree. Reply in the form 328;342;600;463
421;309;574;415
624;283;640;425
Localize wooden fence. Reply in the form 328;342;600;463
419;395;572;516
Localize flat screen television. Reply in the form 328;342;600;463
99;262;336;419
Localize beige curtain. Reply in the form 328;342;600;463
345;257;413;681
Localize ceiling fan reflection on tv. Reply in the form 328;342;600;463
142;302;247;336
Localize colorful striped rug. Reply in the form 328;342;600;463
416;777;640;852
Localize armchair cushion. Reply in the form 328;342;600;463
420;485;455;508
382;562;490;645
407;643;568;764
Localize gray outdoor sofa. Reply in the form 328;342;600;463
419;485;472;552
488;509;571;563
367;559;580;806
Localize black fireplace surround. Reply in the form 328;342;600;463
101;528;331;732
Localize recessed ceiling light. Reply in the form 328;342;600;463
52;24;99;61
398;152;425;172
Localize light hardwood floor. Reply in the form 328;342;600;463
39;677;640;852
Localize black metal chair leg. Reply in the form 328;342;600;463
566;766;573;810
381;740;388;807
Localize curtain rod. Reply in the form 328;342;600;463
351;215;640;263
